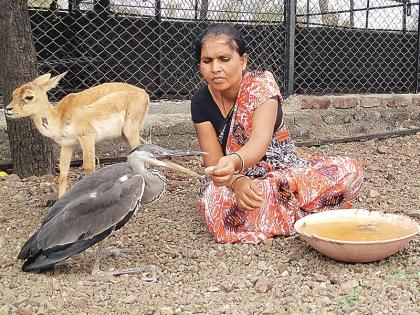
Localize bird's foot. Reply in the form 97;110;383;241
92;264;161;282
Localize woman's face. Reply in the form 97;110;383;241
199;35;247;94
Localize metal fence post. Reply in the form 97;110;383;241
155;0;163;97
284;0;296;98
415;3;420;93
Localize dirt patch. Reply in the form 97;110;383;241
0;133;419;314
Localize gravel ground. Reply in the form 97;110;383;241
0;130;419;315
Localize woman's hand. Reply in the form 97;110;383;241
232;176;263;211
205;155;238;187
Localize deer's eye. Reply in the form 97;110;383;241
25;95;34;101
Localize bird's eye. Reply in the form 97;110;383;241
25;95;34;101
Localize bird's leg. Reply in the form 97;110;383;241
91;241;105;276
91;242;161;282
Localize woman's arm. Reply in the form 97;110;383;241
194;121;224;167
211;98;279;181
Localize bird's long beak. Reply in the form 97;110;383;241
139;148;206;179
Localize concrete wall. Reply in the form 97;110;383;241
284;94;420;143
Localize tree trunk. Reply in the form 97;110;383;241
199;0;209;20
0;0;54;177
319;0;336;25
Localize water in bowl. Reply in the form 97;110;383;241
300;218;413;242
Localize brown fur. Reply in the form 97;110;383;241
6;72;149;196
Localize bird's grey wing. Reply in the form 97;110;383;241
42;162;132;225
18;174;145;270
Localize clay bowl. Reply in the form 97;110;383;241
294;209;420;263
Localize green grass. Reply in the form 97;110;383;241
334;290;359;310
389;268;418;281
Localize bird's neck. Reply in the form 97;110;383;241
141;168;166;204
128;156;166;204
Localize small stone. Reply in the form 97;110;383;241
343;115;352;124
237;281;247;289
0;304;10;315
311;114;323;125
376;145;388;154
353;112;366;121
386;173;396;181
277;262;287;273
158;306;174;315
5;174;20;182
257;261;268;271
254;278;272;293
75;298;88;310
46;302;58;312
281;270;289;277
354;264;365;273
165;248;180;258
341;305;353;314
369;189;380;198
315;274;328;282
1;294;15;305
123;295;137;304
323;115;336;125
221;283;235;293
371;111;382;121
188;249;200;259
340;279;359;293
16;307;32;315
207;286;220;292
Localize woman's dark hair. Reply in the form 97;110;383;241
194;23;247;67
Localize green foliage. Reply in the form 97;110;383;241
165;3;181;19
389;267;417;281
251;0;284;23
28;0;51;9
334;290;359;310
219;0;241;22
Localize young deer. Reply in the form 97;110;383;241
6;72;149;197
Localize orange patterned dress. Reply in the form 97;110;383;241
198;71;364;244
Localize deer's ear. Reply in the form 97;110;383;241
32;73;52;86
42;71;68;91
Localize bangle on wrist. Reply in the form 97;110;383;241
229;152;244;174
230;175;247;190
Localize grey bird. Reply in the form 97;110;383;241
17;144;205;278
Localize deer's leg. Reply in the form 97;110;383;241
58;145;74;197
79;134;96;173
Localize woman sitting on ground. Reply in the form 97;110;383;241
191;23;364;243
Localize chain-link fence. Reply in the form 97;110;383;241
26;0;420;100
